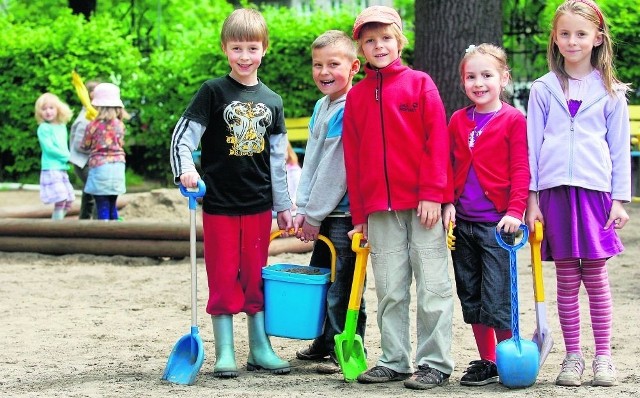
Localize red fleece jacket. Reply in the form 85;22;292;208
343;58;452;225
447;103;530;218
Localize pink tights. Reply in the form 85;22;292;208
555;258;612;356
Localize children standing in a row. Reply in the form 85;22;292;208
526;0;630;387
293;30;364;375
166;2;631;390
444;43;529;387
80;83;127;221
34;93;75;220
342;6;454;390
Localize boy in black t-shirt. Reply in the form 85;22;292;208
170;8;292;378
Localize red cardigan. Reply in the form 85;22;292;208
448;103;529;219
343;58;452;225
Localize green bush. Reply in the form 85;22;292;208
0;9;142;181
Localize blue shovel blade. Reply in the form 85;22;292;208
496;338;539;388
162;327;205;385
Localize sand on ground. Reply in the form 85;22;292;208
0;188;638;398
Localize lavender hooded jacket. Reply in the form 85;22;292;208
527;71;631;202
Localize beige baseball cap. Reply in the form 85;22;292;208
352;6;402;39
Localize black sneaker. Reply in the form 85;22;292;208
357;366;412;383
460;359;499;386
296;343;329;361
404;364;450;390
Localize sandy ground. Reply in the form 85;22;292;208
0;188;639;397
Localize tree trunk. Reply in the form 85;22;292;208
414;0;503;118
68;0;97;20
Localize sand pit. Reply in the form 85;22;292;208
0;188;639;397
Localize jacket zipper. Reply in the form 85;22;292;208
544;82;607;184
376;70;392;210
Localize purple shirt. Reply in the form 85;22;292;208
456;109;502;222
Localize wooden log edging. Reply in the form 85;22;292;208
0;218;202;258
0;218;312;258
0;236;202;258
0;218;202;240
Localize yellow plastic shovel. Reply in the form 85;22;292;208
530;220;554;367
334;232;368;382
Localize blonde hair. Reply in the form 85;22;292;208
459;43;511;99
356;22;408;57
312;30;358;61
95;106;125;122
548;0;627;96
34;92;73;124
221;9;269;50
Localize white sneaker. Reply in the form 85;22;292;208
555;353;585;387
592;355;617;387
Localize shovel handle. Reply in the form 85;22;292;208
180;180;206;209
447;221;456;251
494;224;529;252
348;233;369;311
529;221;545;303
180;180;206;330
495;224;528;341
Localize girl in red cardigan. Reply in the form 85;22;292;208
442;43;530;387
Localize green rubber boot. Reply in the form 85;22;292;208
52;208;66;220
246;312;290;374
211;315;238;378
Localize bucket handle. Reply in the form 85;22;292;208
269;230;336;283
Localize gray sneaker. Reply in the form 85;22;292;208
404;364;450;390
592;355;617;387
316;353;341;375
555;353;585;387
357;366;412;383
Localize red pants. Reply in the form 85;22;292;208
202;210;272;316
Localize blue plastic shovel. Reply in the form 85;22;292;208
495;224;539;388
162;180;206;385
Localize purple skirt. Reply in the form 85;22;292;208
39;170;75;205
538;186;624;261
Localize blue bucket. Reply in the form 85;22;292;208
263;263;331;339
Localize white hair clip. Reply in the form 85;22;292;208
465;44;477;53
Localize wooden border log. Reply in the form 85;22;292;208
0;236;202;258
0;219;314;257
0;219;203;241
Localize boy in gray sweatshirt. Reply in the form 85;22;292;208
293;30;366;374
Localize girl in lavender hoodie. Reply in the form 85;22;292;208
526;0;630;388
